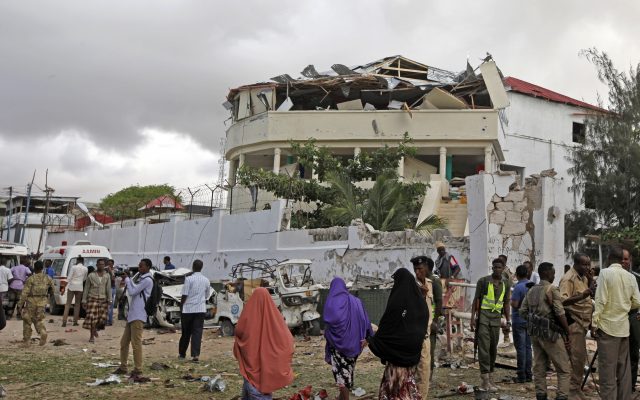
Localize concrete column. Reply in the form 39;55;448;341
439;146;447;178
484;146;492;173
273;148;281;174
228;159;238;186
397;156;404;181
238;153;246;167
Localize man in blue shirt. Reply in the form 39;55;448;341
113;258;153;377
511;264;533;383
44;260;55;278
163;256;175;270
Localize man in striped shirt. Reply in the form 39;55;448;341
179;259;211;362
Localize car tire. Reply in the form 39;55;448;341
220;319;235;337
49;295;64;315
307;319;322;336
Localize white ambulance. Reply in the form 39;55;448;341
41;240;112;314
0;240;29;268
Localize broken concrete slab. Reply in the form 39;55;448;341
424;88;468;109
480;60;510;109
336;99;364;110
504;191;525;202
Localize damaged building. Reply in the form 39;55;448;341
223;55;602;235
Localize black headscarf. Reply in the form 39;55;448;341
367;268;429;367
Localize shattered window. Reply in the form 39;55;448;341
572;122;586;144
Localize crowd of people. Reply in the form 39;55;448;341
3;243;640;400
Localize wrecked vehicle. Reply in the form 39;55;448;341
221;259;322;336
125;268;243;331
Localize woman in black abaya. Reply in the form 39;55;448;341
367;268;429;400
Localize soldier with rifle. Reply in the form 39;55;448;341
470;258;511;392
519;262;571;400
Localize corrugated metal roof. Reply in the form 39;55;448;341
504;76;606;112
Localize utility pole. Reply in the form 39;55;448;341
20;170;36;244
36;170;54;255
5;186;12;241
187;187;200;220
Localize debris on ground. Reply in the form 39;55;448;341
86;374;121;387
156;328;177;334
164;379;175;388
64;329;78;333
51;339;69;346
352;387;366;396
92;362;119;368
182;373;203;381
142;338;155;345
289;385;313;400
150;362;170;371
202;374;226;392
0;384;6;398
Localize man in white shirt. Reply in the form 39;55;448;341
178;259;211;362
62;256;88;327
0;261;13;306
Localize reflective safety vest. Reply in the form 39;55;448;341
480;281;506;313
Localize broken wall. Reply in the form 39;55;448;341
47;200;470;283
466;171;565;284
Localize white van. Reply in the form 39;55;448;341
41;240;112;314
0;240;29;268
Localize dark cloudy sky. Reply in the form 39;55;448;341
1;1;638;202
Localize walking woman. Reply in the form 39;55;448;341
234;287;294;399
324;277;374;400
82;258;111;343
367;268;428;400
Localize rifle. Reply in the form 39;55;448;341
473;314;479;362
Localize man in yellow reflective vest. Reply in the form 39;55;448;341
471;258;511;392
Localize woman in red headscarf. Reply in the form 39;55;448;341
234;287;295;399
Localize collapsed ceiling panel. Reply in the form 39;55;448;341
227;55;504;116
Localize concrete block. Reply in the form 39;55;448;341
506;211;522;222
495;202;514;211
492;194;502;202
521;211;530;222
513;201;526;212
501;221;527;235
504;190;525;202
487;202;495;211
489;211;506;225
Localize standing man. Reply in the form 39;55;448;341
106;259;117;326
525;260;541;285
425;256;443;376
434;242;460;279
470;258;511;392
0;260;13;310
592;246;640;400
18;261;55;346
62;256;87;327
510;264;532;383
45;260;55;278
178;259;211;362
411;255;434;398
558;253;593;399
8;256;32;318
519;262;571;400
621;249;640;393
82;259;111;343
163;256;175;270
114;258;153;377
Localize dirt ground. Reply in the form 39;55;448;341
0;315;604;400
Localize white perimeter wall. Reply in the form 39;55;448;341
47;200;470;283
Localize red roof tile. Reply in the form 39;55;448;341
504;77;606;112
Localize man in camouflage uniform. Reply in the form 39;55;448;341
18;261;55;346
520;262;571;400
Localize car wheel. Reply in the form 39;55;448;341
220;319;235;337
306;319;322;336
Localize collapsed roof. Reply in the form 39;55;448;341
225;55;510;116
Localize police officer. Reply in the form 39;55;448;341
18;261;55;346
470;258;511;392
520;262;571;400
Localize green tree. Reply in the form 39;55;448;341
100;184;180;220
568;49;640;230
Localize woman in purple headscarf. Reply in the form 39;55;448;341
323;277;374;400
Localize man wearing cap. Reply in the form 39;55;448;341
411;255;435;398
435;242;460;279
